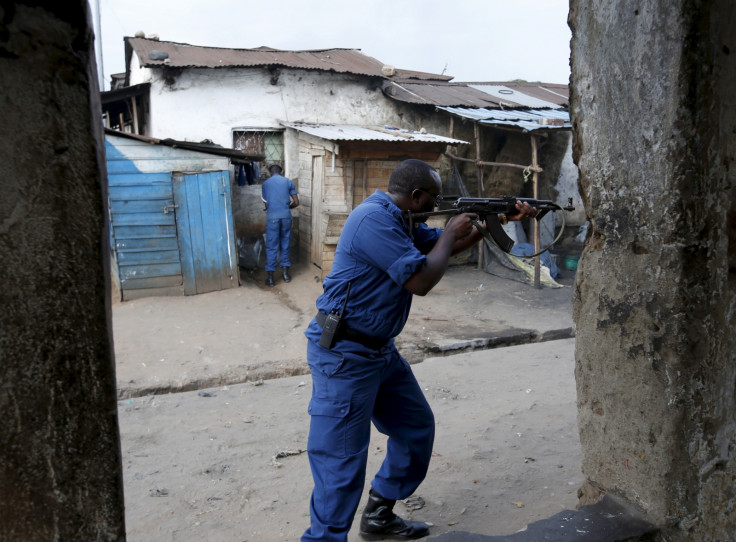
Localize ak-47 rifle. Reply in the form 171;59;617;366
403;196;575;256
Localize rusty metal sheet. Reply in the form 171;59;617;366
383;80;569;108
126;37;450;81
383;81;505;107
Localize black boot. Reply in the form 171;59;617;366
265;271;275;287
282;267;291;283
359;488;429;540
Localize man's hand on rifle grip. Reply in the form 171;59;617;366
509;200;537;221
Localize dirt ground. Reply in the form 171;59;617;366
112;264;576;399
112;263;583;541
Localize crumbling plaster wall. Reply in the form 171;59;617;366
570;0;735;539
0;1;125;539
131;65;443;149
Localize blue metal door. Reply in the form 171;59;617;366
172;171;238;295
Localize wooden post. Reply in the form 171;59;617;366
474;122;484;270
131;96;139;134
474;123;484;196
362;159;368;202
531;134;541;289
345;158;353;211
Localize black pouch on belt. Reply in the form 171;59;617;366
318;311;342;349
318;282;351;349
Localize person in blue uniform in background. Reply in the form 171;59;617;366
301;159;537;541
262;164;299;286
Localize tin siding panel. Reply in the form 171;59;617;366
116;250;180;266
171;173;197;295
113;225;177;239
173;171;237;295
107;138;184;298
197;173;222;292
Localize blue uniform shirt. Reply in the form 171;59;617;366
305;190;441;345
262;173;297;219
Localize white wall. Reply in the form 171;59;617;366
136;66;401;149
128;53;151;87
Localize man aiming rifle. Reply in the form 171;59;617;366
300;159;548;541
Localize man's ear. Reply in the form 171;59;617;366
408;189;424;211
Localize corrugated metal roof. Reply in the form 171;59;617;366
383;81;504;107
467;85;562;109
436;107;571;132
103;128;264;161
126;37;452;81
463;81;569;106
280;122;469;144
383;80;569;108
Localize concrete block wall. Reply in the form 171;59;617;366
0;2;125;538
570;1;736;539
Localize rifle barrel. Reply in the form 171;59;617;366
403;197;575;222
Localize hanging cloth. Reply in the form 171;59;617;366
252;162;260;184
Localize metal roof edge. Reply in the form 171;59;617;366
124;37;450;81
280;121;469;144
124;36;363;55
104;128;264;161
100;82;150;104
435;107;572;132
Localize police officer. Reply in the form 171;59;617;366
262;164;299;286
301;159;537;541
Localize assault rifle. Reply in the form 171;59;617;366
403;196;575;256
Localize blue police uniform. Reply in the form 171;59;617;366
262;173;297;271
301;190;442;541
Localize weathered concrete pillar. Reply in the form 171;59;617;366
0;2;125;540
570;0;735;539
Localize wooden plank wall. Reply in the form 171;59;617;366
295;135;443;278
349;160;397;208
296;138;315;270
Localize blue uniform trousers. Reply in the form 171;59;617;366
301;339;435;542
265;216;292;271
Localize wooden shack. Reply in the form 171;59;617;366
281;123;469;278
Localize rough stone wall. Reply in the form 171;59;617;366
570;0;735;539
0;2;125;540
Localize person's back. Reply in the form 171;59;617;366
261;164;298;286
262;172;294;219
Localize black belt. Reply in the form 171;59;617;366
315;312;390;350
